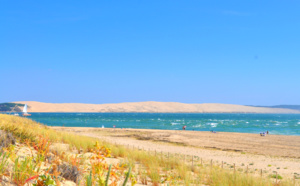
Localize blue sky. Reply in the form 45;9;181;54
1;0;300;105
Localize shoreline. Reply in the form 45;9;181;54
50;126;300;136
51;127;300;158
4;111;300;114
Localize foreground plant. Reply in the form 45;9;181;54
13;157;40;185
0;152;10;175
33;175;57;186
32;135;51;163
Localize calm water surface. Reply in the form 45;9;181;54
26;113;300;136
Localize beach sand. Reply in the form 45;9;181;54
52;127;300;179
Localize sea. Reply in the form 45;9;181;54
24;113;300;136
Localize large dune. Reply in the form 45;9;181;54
13;101;300;113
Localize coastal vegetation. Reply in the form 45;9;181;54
0;114;296;185
0;103;25;112
255;105;300;111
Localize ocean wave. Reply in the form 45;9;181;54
208;123;218;128
192;124;202;128
28;113;300;135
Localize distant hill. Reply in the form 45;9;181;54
11;101;300;113
253;105;300;111
0;103;25;112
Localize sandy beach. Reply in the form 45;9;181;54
52;127;300;179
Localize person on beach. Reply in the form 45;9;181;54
182;125;186;130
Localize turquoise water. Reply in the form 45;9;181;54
26;113;300;136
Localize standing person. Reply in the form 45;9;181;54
182;125;186;130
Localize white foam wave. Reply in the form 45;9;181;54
209;123;218;128
192;124;202;128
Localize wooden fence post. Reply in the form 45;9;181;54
192;156;194;167
234;163;235;174
211;159;213;169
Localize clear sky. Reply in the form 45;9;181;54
1;1;300;105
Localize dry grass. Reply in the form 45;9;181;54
0;114;96;151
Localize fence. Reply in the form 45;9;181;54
108;141;300;185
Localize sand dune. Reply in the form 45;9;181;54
13;101;300;113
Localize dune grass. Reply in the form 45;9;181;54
0;114;96;150
0;114;295;185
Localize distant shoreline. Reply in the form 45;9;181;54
3;111;300;114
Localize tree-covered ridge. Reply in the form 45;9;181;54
251;105;300;111
0;103;25;112
268;105;300;111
